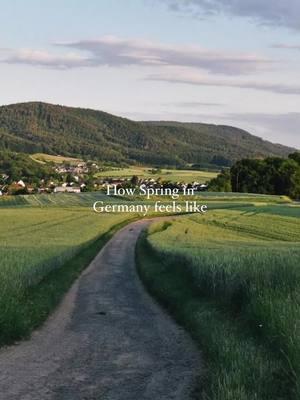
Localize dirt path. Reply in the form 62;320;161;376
0;220;201;400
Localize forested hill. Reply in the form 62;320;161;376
0;102;295;167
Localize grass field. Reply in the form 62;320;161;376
95;166;218;183
137;205;300;399
0;204;135;345
30;153;83;164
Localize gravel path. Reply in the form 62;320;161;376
0;220;201;400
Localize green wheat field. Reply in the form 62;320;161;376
1;191;299;399
0;193;136;345
138;203;300;399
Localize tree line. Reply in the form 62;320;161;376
209;152;300;199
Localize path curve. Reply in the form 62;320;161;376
0;220;201;400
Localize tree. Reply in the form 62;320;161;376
230;159;263;193
290;168;300;199
209;170;232;192
278;159;299;196
289;152;300;165
131;175;139;186
229;153;300;198
66;173;73;184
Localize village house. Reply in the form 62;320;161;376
38;188;50;194
54;186;81;193
27;186;35;194
199;184;208;191
17;180;26;188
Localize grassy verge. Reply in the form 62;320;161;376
136;228;293;400
0;217;136;347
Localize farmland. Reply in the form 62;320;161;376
29;152;218;183
0;191;290;214
0;192;114;208
1;190;299;399
95;166;218;183
137;204;300;399
0;200;135;345
30;153;83;165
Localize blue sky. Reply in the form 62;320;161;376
1;0;300;147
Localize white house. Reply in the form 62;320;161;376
17;180;26;187
54;186;81;193
199;184;208;191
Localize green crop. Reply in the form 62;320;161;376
143;205;300;398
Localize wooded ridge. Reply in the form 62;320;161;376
0;102;295;167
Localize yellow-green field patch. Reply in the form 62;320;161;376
95;166;218;183
31;153;83;164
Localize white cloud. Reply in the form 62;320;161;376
59;36;272;75
162;0;300;30
0;36;272;75
147;70;300;95
1;49;90;69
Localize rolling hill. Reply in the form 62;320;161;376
0;102;295;167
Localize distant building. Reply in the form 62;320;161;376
17;180;26;188
199;184;208;191
38;188;48;193
54;186;81;193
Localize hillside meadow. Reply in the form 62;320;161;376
30;153;83;165
137;204;300;400
95;166;218;183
